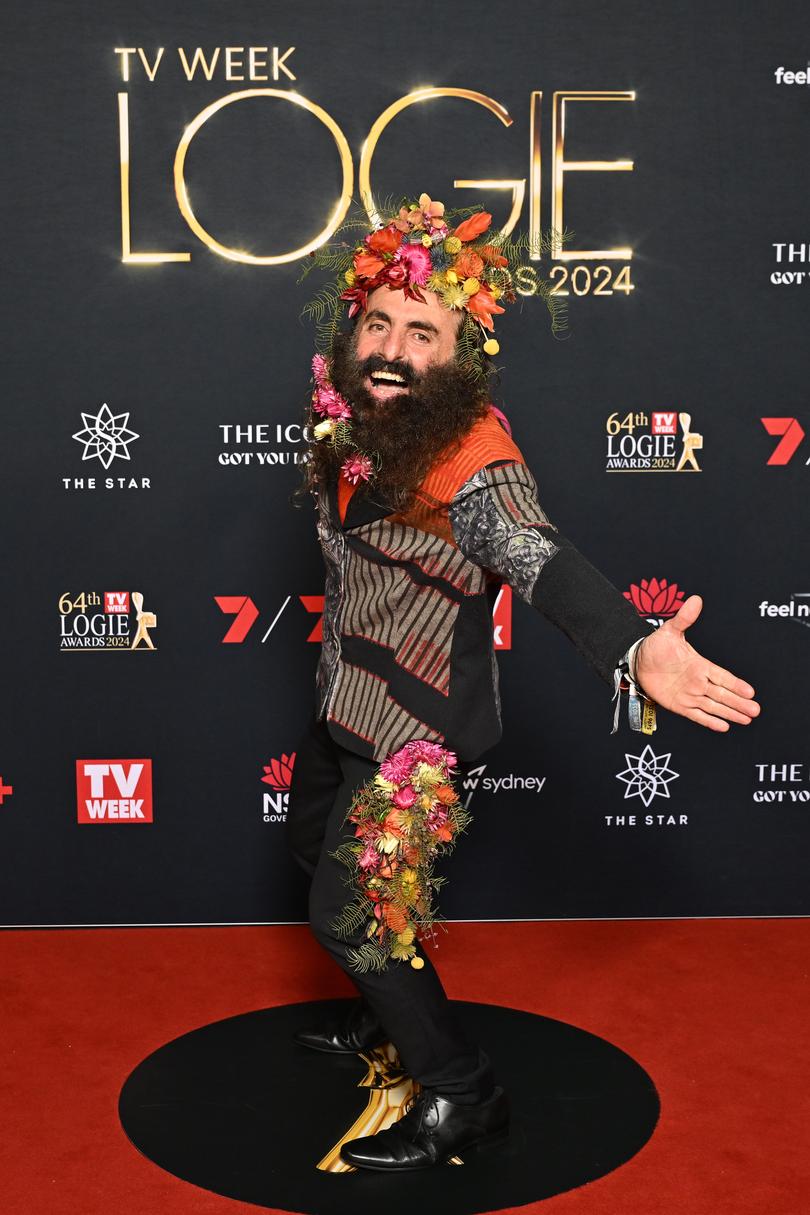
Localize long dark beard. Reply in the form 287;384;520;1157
303;329;490;512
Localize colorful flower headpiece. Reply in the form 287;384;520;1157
300;191;569;375
338;192;513;356
299;193;571;488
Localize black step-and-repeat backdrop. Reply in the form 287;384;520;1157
2;0;807;926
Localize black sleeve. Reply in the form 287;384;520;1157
448;460;656;686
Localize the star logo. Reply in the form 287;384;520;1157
72;403;140;469
615;744;679;807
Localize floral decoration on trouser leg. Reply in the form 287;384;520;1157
329;740;471;973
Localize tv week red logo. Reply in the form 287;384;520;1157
76;760;153;823
651;412;678;435
104;591;130;614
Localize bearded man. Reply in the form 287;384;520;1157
285;194;760;1172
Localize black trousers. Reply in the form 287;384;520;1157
284;708;497;1103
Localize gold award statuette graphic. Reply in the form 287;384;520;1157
675;411;703;472
130;591;157;649
316;1042;465;1171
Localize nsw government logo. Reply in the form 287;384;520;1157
59;590;158;650
605;410;703;472
76;760;153;823
261;752;296;822
624;577;687;628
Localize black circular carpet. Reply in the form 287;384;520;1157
119;998;659;1213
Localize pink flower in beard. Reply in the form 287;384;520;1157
341;453;374;484
312;385;352;421
311;353;329;387
392;784;418;808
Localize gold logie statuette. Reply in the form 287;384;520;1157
316;1041;464;1171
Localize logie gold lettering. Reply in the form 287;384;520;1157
116;86;636;266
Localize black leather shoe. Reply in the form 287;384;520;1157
339;1084;509;1170
293;999;389;1054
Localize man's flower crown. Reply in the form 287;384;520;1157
299;190;570;382
339;192;514;356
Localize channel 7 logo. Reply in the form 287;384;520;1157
760;417;807;464
215;591;514;649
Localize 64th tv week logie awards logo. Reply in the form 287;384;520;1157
605;409;703;472
59;590;158;650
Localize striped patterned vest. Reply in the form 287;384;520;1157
313;408;524;762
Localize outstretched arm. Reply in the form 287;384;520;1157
448;461;760;733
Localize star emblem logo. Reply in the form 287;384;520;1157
615;744;679;807
72;403;140;469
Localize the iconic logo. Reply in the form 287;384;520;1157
261;752;296;823
760;417;806;464
623;577;686;626
218;422;313;467
758;593;810;629
615;744;679;807
458;762;547;810
771;243;810;286
59;590;158;650
0;774;13;806
753;762;810;803
76;760;153;823
605;410;703;472
72;403;140;468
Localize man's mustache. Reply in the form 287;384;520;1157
356;353;416;386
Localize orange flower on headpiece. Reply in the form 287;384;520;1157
479;243;509;268
366;227;403;257
452;211;492;242
393;192;447;234
465;285;505;331
354;250;386;279
453;249;484;279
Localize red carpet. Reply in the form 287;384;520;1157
1;919;808;1214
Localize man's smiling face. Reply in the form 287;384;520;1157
353;285;462;404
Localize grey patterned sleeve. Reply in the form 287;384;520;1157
448;461;657;730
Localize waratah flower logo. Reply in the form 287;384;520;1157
261;753;296;791
624;577;686;625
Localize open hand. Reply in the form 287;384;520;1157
634;595;761;732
